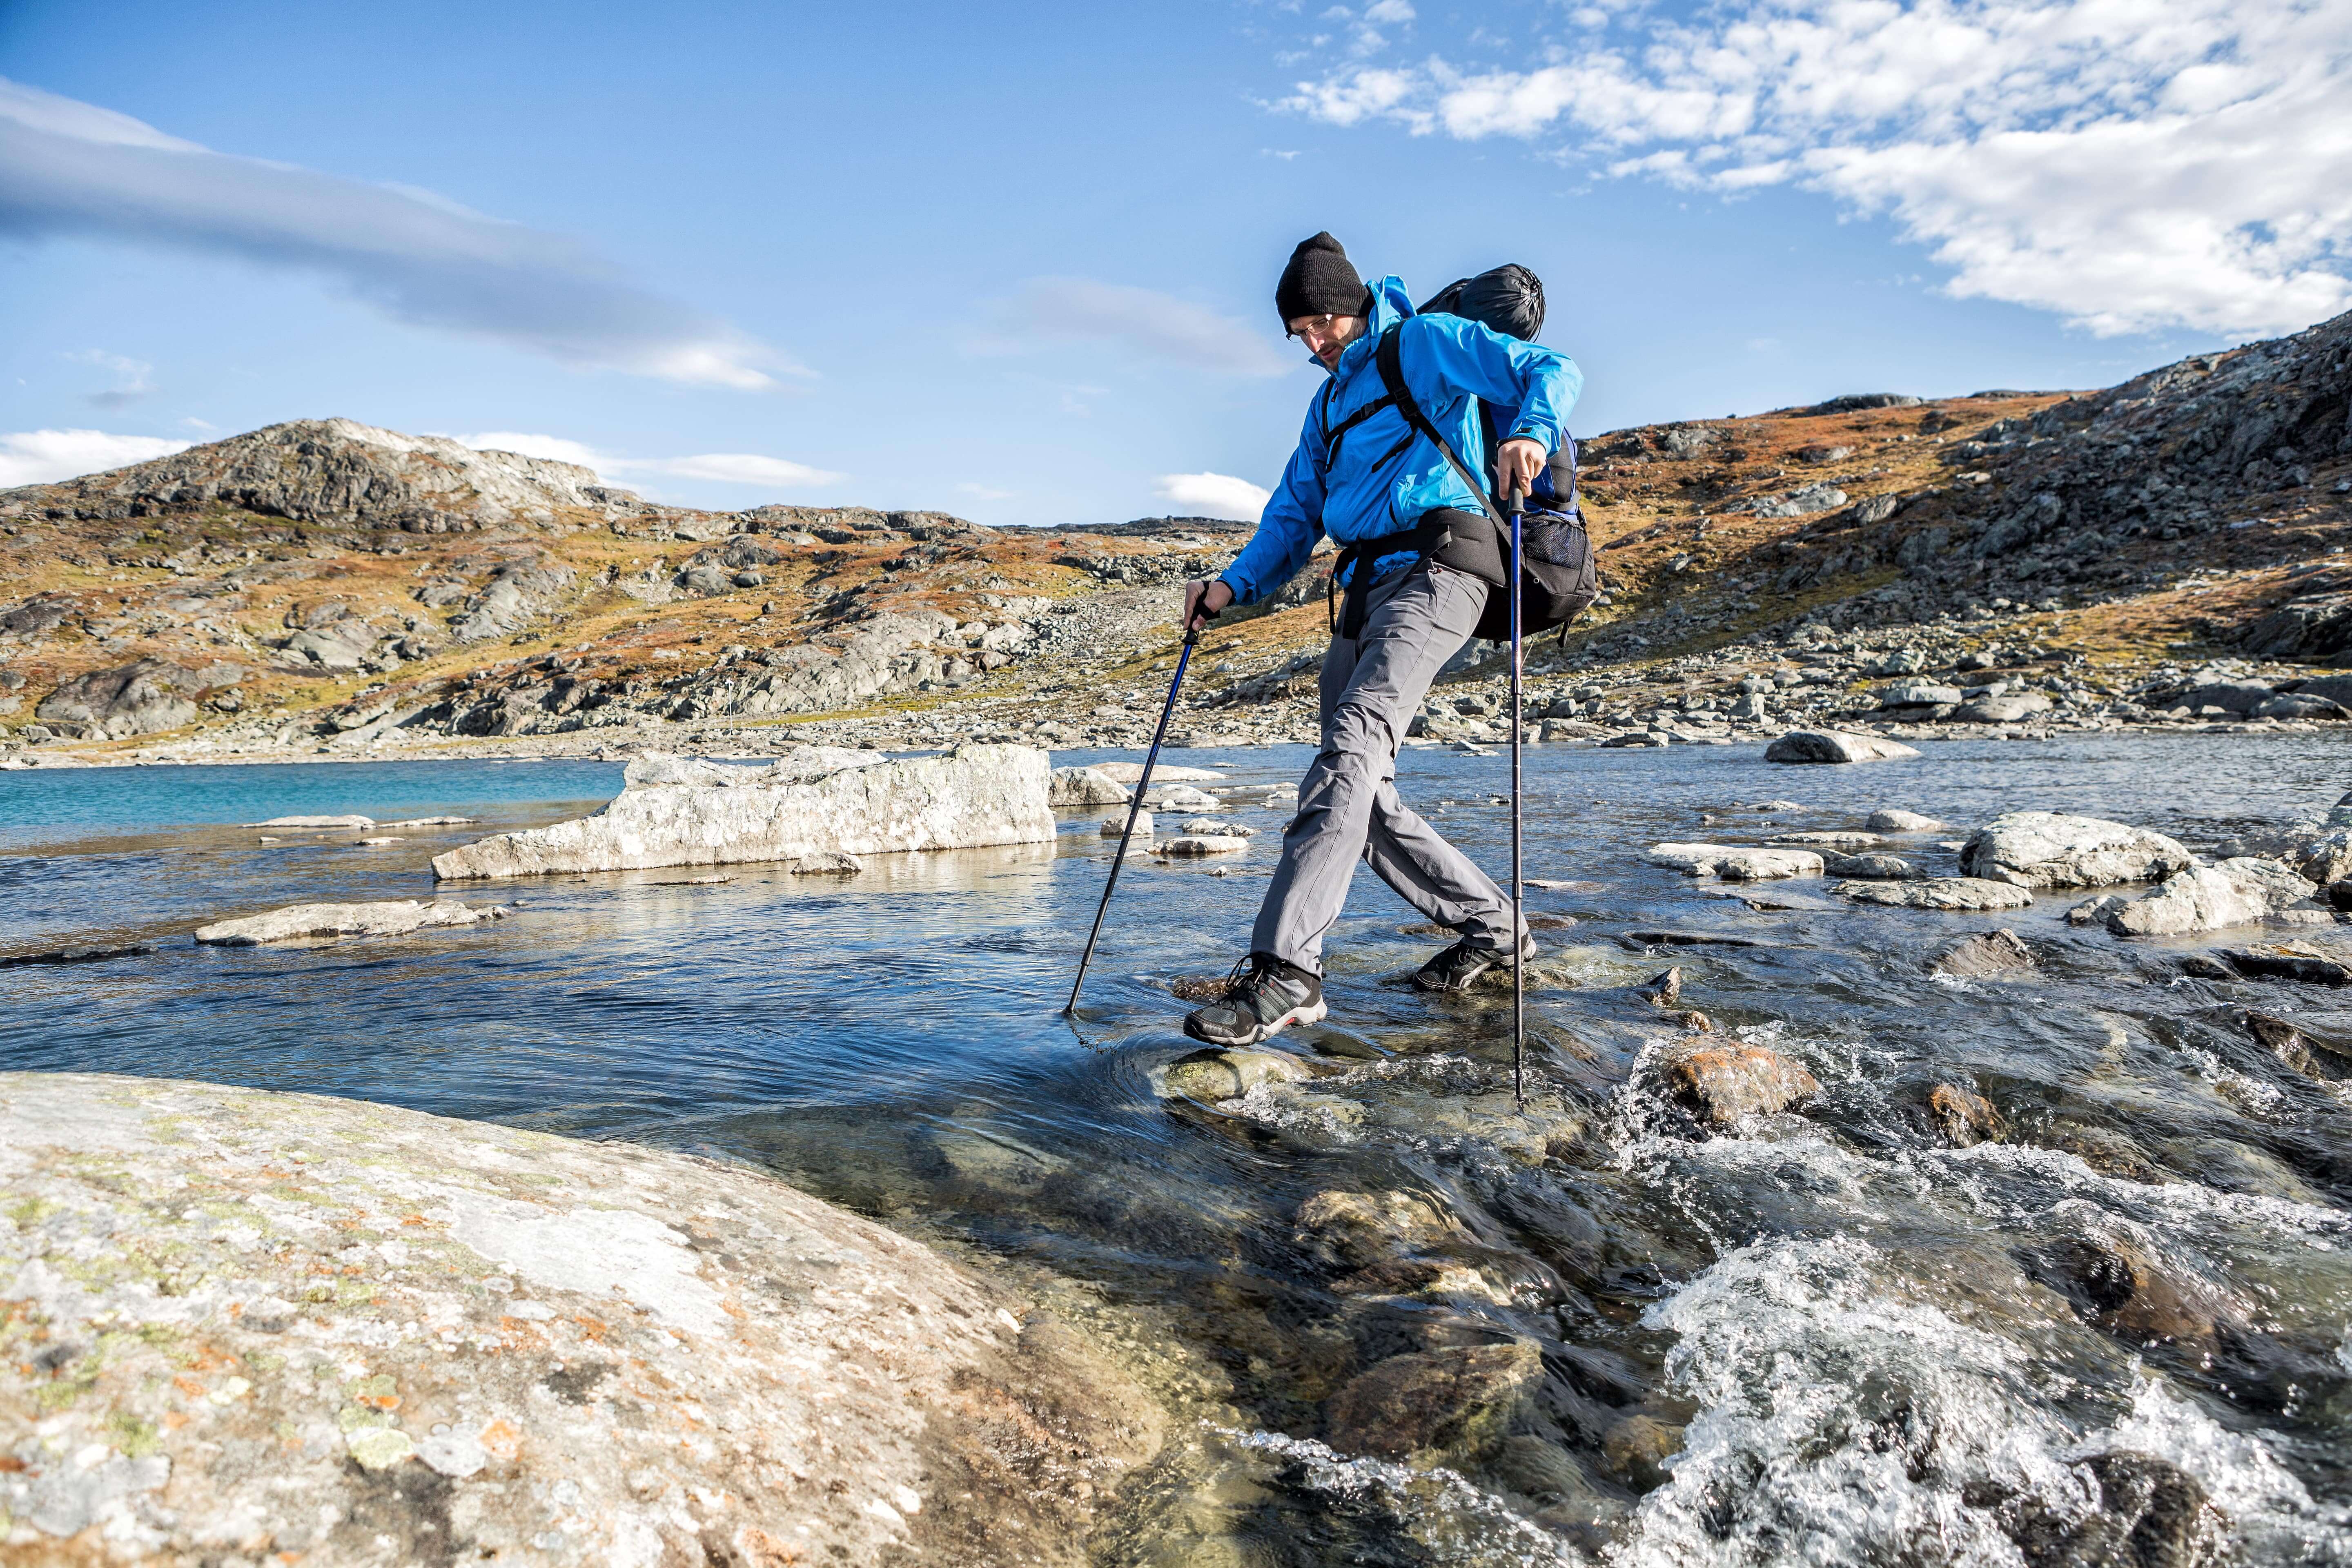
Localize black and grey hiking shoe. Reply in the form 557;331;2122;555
1412;935;1538;993
1183;953;1326;1046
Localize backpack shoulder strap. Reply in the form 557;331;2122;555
1375;323;1505;529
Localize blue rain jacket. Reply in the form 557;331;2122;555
1218;274;1582;606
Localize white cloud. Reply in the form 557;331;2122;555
0;78;788;387
1280;1;2352;338
999;278;1296;376
453;432;843;492
957;481;1016;501
0;427;191;487
1155;471;1271;521
1364;0;1415;22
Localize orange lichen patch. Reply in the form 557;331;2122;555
478;1417;523;1461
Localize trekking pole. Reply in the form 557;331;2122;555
1064;620;1203;1014
1507;481;1527;1107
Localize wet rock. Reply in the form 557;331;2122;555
2213;944;2352;986
2007;1451;2227;1568
1640;967;1683;1006
1960;812;2193;889
0;1073;1162;1566
1823;851;1923;879
192;899;506;945
2043;1123;2172;1184
2105;860;2316;936
1867;809;1948;832
1163;834;1249;855
1927;1083;2006;1146
2278;827;2352;886
2024;1233;2246;1346
1646;843;1825;880
1838;877;2035;911
433;743;1053;879
0;943;157;969
1322;1340;1543;1469
1148;783;1221;811
1764;729;1922;764
1103;809;1152;838
1600;1414;1685;1490
1159;1048;1312;1101
1933;929;2037;978
785;851;862;874
245;813;376;829
2068;893;2129;927
1768;830;1884;849
2243;1011;2352;1084
1656;1038;1818;1125
1292;1190;1459;1270
1049;765;1129;806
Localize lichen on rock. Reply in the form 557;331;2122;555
0;1073;1162;1565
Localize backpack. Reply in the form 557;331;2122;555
1391;265;1599;645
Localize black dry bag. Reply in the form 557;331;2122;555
1417;265;1546;343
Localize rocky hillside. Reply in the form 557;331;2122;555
0;310;2346;765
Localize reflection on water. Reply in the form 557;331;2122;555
5;735;2352;1563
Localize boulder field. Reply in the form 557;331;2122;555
0;1073;1162;1565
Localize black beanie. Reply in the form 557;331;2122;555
1276;232;1369;323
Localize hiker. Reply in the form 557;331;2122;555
1177;232;1584;1047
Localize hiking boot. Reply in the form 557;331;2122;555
1183;953;1326;1046
1412;935;1537;993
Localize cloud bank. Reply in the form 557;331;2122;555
0;428;191;488
1281;0;2352;339
1155;471;1270;521
1002;279;1296;376
457;432;844;491
0;78;786;387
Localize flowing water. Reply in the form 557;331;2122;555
6;739;2352;1565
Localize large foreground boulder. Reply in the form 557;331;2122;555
2103;859;2317;936
434;743;1054;879
0;1074;1161;1564
1960;812;2193;889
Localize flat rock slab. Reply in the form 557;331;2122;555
1838;877;2036;910
1867;809;1947;832
1093;762;1223;783
1960;811;2193;889
1647;843;1824;881
0;1074;1160;1565
192;900;505;946
244;814;376;829
433;743;1053;880
1764;730;1921;764
1163;835;1249;855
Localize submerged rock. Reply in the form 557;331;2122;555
1158;1048;1312;1100
192;899;505;945
1764;730;1922;764
0;1073;1162;1565
2005;1452;2226;1568
1639;967;1683;1006
2213;944;2352;986
1932;929;2037;978
1960;812;2193;889
2023;1232;2248;1346
1838;877;2035;911
1292;1190;1461;1270
244;813;377;829
1646;843;1825;880
1656;1038;1818;1125
433;743;1053;879
1323;1340;1543;1468
1599;1414;1685;1491
2243;1011;2352;1083
1927;1083;2006;1146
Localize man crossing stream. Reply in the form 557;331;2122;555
1177;232;1584;1046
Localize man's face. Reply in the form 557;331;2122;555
1286;313;1364;372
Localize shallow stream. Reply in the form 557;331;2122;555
5;737;2352;1565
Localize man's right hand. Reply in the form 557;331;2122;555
1183;578;1233;633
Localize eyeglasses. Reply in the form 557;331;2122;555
1286;314;1348;343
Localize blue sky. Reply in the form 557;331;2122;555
2;0;2346;524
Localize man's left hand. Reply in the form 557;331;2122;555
1495;437;1547;503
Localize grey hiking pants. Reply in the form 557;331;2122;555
1252;561;1517;971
